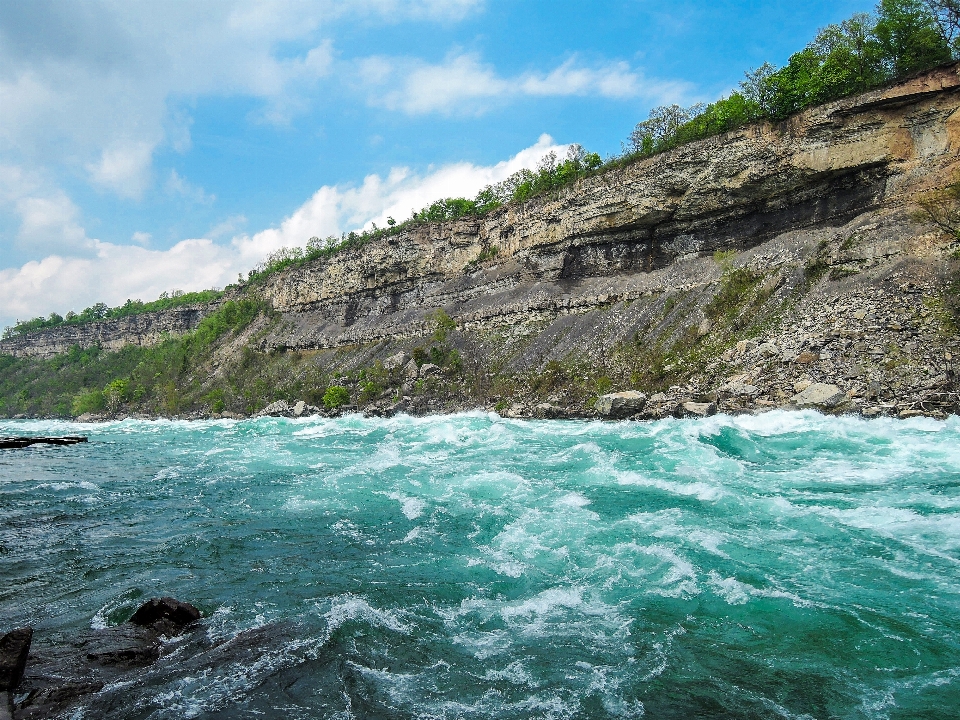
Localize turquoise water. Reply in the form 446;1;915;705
1;411;959;719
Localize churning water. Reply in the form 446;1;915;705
1;411;959;719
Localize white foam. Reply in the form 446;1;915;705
322;594;411;636
707;570;752;605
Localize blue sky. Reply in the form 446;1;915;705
0;0;871;329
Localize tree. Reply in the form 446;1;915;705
874;0;951;75
923;0;960;50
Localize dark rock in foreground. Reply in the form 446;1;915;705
14;597;203;719
0;628;32;691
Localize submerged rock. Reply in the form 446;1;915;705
129;597;201;631
596;391;647;419
16;682;104;720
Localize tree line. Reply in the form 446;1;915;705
625;0;957;158
2;289;222;339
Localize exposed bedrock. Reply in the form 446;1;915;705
0;307;208;359
251;64;960;352
3;64;960;404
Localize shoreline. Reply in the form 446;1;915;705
1;402;956;425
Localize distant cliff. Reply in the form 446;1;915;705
0;307;209;359
2;65;959;420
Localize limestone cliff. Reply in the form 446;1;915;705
3;64;960;420
251;63;960;355
0;307;209;359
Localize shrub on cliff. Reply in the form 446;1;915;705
323;385;350;409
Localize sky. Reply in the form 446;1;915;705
0;0;872;330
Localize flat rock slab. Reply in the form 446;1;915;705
596;391;647;418
16;682;104;720
790;383;845;408
0;437;87;449
683;401;718;417
0;627;32;690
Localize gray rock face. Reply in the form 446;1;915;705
404;359;420;379
257;400;292;417
682;401;717;417
383;351;410;371
0;627;31;690
419;363;441;377
790;383;845;408
596;391;647;418
0;307;209;359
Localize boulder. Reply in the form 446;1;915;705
719;382;760;397
257;400;291;417
0;627;32;690
383;351;410;372
682;401;717;417
403;359;420;379
790;383;845;409
292;400;307;417
419;363;441;377
795;351;820;364
129;597;201;631
596;391;647;418
757;342;779;358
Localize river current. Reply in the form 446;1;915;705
1;411;959;719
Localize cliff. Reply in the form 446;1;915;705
0;307;209;359
2;64;959;420
251;64;960;353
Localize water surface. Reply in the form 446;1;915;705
1;411;958;718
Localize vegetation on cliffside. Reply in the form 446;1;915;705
3;0;958;337
2;289;222;340
234;0;960;287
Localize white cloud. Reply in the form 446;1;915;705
231;134;566;261
0;239;243;326
0;164;91;254
87;140;156;199
130;231;151;246
0;136;561;328
0;2;485;201
366;52;691;115
166;170;215;205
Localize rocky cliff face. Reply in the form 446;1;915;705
251;64;960;354
0;307;208;359
3;65;959;420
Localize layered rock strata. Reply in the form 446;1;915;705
3;65;960;419
0;308;209;359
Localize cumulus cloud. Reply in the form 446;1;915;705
365;52;691;115
0;164;91;254
231;134;566;260
0;239;244;327
0;135;561;329
0;2;318;198
0;1;486;198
